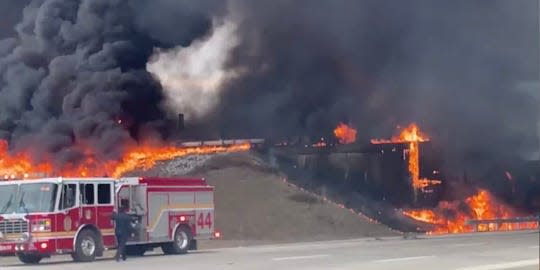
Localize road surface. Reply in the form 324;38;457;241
1;231;538;270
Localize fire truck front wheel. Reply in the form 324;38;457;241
162;225;192;255
17;253;43;264
72;229;98;262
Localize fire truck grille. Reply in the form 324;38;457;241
0;219;28;234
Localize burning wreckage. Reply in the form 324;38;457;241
0;120;538;235
267;123;540;234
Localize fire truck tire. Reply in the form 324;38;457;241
72;229;98;262
162;225;192;255
17;253;42;264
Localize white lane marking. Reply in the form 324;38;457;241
272;254;330;261
253;241;373;253
373;255;435;263
528;245;539;249
204;239;369;253
454;259;539;270
451;243;486;247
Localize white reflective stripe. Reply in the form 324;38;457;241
272;254;330;261
33;236;73;240
454;259;539;270
373;256;435;263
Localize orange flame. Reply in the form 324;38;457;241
370;123;429;144
371;123;440;190
334;123;357;144
0;139;250;179
403;189;539;234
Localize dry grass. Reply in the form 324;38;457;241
146;152;397;247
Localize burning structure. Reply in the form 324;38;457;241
268;123;539;234
271;123;445;206
371;123;442;194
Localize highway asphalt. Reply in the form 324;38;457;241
1;231;538;270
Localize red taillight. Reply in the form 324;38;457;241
0;216;3;222
40;243;48;249
180;216;187;222
214;231;221;238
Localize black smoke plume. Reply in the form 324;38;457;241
203;0;539;180
0;0;223;166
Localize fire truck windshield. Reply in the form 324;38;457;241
0;184;17;214
0;183;58;214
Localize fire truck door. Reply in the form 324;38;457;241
117;185;147;242
56;183;80;250
95;183;115;246
79;183;97;225
132;185;148;241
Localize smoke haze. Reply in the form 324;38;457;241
204;1;539;175
0;0;538;179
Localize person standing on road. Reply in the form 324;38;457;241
111;205;133;262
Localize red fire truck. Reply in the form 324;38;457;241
0;176;219;264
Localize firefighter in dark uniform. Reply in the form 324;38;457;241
111;204;133;262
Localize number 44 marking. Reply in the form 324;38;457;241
197;212;212;229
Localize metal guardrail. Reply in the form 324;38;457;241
177;138;265;147
466;216;540;232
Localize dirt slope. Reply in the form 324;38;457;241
138;153;398;247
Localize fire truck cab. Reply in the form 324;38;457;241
0;176;218;264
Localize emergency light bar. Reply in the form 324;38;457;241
1;172;48;180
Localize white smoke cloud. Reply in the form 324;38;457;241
147;18;240;121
